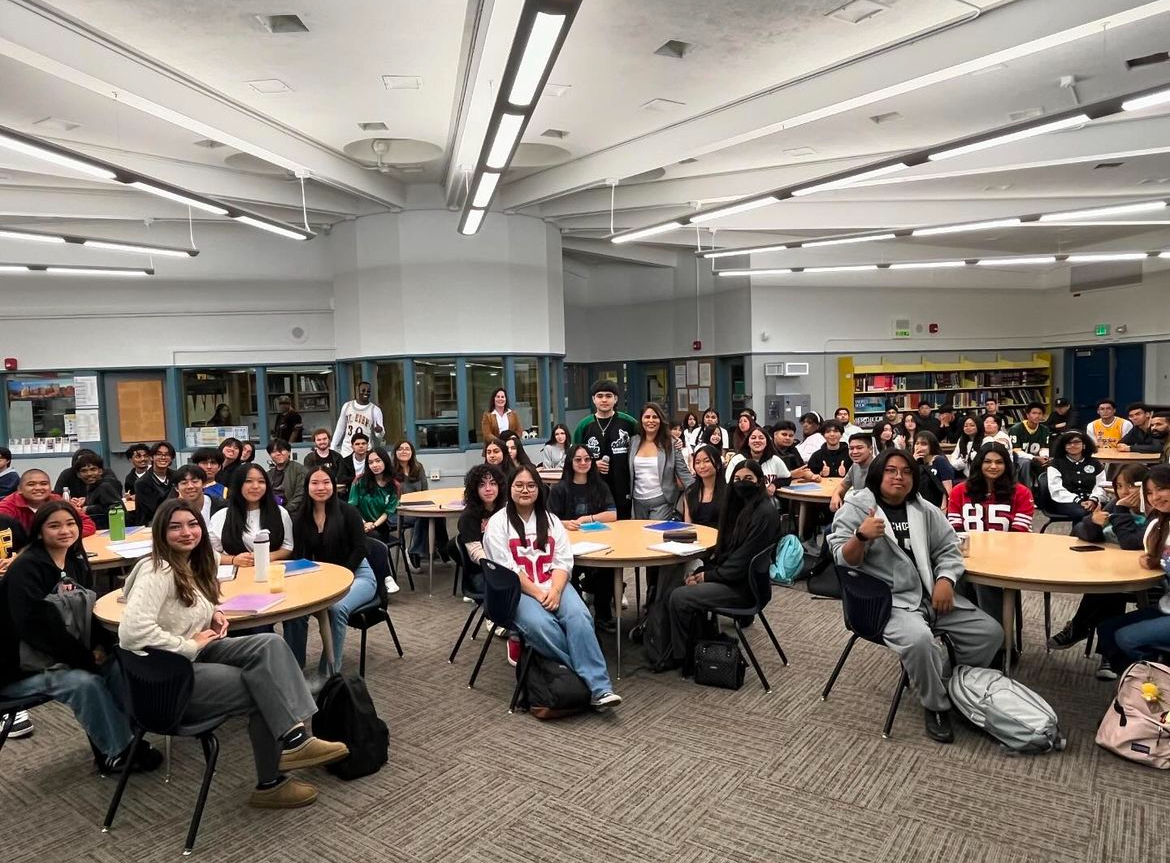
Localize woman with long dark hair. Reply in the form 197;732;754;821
628;402;693;520
682;444;727;528
480;387;523;444
913;430;956;507
499;430;534;469
541;424;571;471
873;421;901;454
208;403;234;426
724;424;790;494
348;445;399;544
482;465;621;708
393;439;447;567
208;464;293;567
948;414;983;477
217;437;244;489
120;498;346;808
240;441;256;464
284;469;380;675
482;438;514;474
682;412;702;450
457;463;506;594
1044;431;1108;523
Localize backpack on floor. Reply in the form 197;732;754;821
948;665;1066;754
313;673;389;779
804;535;839;598
769;534;805;586
517;653;591;720
1096;660;1170;769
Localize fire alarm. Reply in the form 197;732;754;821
692;340;702;351
3;358;16;371
928;323;939;334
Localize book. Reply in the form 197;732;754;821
218;593;285;614
577;521;610;532
648;541;706;556
786;483;824;491
645;520;690;532
98;525;147;538
571;541;613;556
282;559;322;576
107;540;153;559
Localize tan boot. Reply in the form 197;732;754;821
248;777;318;809
278;736;349;771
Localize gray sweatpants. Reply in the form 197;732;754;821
184;633;318;783
882;603;1002;711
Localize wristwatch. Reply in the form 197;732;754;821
854;527;869;542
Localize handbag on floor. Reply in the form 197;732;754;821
314;674;389;779
1096;660;1170;768
948;665;1066;754
693;636;746;690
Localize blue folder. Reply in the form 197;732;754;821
645;520;691;531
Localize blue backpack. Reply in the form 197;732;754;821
769;534;805;585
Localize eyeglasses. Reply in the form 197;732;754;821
883;467;915;478
513;482;539;491
572;456;592;464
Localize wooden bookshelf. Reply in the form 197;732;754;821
838;353;1053;429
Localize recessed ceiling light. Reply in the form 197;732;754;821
544;83;572;97
826;0;890;25
358;122;389;132
382;75;422;90
1126;51;1169;70
654;40;692;59
1094;161;1125;169
641;98;686;113
541;128;569;139
869;111;901;124
31;117;81;133
247;79;293;94
1008;108;1045;122
783;147;817;157
255;14;309;34
192;138;225;149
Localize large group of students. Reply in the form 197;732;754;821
2;380;1169;808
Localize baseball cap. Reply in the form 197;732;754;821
1054;397;1070;407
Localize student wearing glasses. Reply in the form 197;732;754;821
134;441;178;525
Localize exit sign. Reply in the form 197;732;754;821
1095;323;1111;337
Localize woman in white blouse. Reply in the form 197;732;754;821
479;388;523;444
627;402;694;521
208;465;294;567
981;413;1013;451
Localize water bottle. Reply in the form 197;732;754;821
108;503;126;542
253;529;270;583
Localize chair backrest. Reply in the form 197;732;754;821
114;647;196;735
480;558;521;629
747;547;773;612
1033;469;1056;511
455;539;484;599
833;565;894;645
364;536;391;607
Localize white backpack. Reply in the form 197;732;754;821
948;665;1066;754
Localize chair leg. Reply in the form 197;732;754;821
1043;592;1052;651
184;734;219;855
509;647;534;713
449;603;480;663
882;668;910;740
102;727;146;831
0;709;15;753
468;624;497;688
1085;626;1096;658
359;628;368;677
452;563;461;596
757;613;788;666
164;735;172;783
470;607;486;641
384;615;403;657
634;568;641;618
821;634;859;701
733;620;770;693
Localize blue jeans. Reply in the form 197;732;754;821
1098;606;1170;671
513;584;614;698
282;559;379;675
0;661;132;757
401;515;449;557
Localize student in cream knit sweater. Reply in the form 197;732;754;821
119;498;349;809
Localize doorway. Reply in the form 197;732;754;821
1066;345;1145;424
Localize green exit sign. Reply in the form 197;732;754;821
1095;324;1111;337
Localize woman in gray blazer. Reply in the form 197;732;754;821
628;402;694;520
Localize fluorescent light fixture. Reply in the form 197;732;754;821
802;233;896;248
460;209;486;236
486;114;525;169
1065;252;1149;263
1038;201;1167;222
689;196;780;224
128;181;229;215
1161;252;1170;259
889;260;968;269
44;267;150;276
717;268;791;277
802;265;879;273
471;172;501;208
976;256;1057;266
232;215;310;240
83;240;194;258
912;218;1022;237
0;131;117;180
928;115;1089;161
703;244;790;259
612;221;683;244
508;12;566;106
791;163;908;196
1122;88;1170;112
0;229;66;244
0;265;31;272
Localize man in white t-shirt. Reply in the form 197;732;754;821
331;381;384;457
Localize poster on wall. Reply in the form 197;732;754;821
686;360;699;386
675;389;690;413
74;375;100;409
699;364;712;387
695;387;710;410
74;409;102;442
674;363;687;388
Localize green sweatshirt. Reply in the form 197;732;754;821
348;480;399;525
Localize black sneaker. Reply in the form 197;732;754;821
924;709;955;744
4;710;34;739
96;740;164;777
1047;622;1088;651
1096;659;1119;681
408;553;421;569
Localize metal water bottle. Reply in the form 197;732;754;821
253;528;270;583
108;503;126;542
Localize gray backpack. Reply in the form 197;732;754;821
947;665;1066;754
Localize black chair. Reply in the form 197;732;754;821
1033;470;1076;534
447;537;464;597
392;513;416;590
820;565;954;739
103;648;228;855
348;537;404;676
467;559;531;712
448;540;487;664
708;548;789;692
0;694;50;756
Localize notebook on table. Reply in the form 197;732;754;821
578;521;610;532
648;541;706;556
571;541;613;556
645;520;690;532
218;593;285;614
281;559;321;576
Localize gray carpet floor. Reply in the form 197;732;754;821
2;561;1167;863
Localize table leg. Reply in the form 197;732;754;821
1001;588;1016;677
797;502;809;538
613;568;623;680
427;520;435;596
316;609;335;675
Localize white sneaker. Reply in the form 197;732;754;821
462;595;474;603
6;710;33;739
384;576;400;595
590;692;622;710
620;585;629;610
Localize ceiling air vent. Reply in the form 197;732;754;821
358;122;389;131
541;128;569;139
654;40;692;59
192;139;225;149
869;111;901;124
1126;51;1170;70
255;14;309;33
827;0;890;25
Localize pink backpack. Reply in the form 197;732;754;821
1096;661;1170;768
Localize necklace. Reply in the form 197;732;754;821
595;414;614;437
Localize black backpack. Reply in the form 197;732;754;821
313;674;389;779
516;653;591;720
917;462;947;507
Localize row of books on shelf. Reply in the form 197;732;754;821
854;387;1048;414
855;370;1048;392
268;375;331;394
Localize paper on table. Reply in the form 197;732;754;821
107;540;153;559
571;541;613;556
648;541;707;556
216;565;237;581
99;525;147;537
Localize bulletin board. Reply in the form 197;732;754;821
116;380;166;443
672;358;715;420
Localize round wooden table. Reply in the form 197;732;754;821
574;519;719;677
96;562;355;671
84;528;152;572
777;477;842;536
398;487;465;595
962;532;1159;674
1095;450;1163;464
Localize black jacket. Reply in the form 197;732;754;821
807;444;851;477
704;501;780;588
304;448;343;476
55;466;118;499
292;503;367;572
775;445;805;471
82;477;125;529
134;470;177;525
1121;424;1163;454
333;456;365;499
124;468;148;495
1046;409;1077;436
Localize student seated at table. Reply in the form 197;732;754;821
698;424;729;464
499;430;534;470
1118;402;1162;454
1045;431;1108;524
283;469;379;677
266;438;307;517
935;405;960;445
348;446;399;546
482;465;622;709
700;408;730;451
1007;402;1052;486
192;447;226;500
548;445;619;632
725;424;790;495
303;428;343;476
482;438;515;475
682;444;727;528
914;401;940;436
901;413;920;444
209;465;294;568
682;412;702;450
541;424;571;471
948;414;983;478
75;452;125;530
119;498;347;808
981;414;1011;450
0;468;96;537
134;441;178;525
833;407;864;441
829;448;1003;743
807;421;851;478
771;420;817;481
174;464;226;525
0;501;162;775
333;431;369;500
669;422;691;471
796;412;826;461
123;443;151;499
629;402;694;520
1047;397;1077;436
662;459;780;672
872;421;902;454
731;411;755;453
1086;398;1132;451
912;431;955;508
393;439;449;568
54;448;116;499
457;464;506;595
1095;465;1170;678
217;437;245;490
829;433;875;512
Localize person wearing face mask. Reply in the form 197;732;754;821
1044;431;1108;523
830;448;1002;743
331;381;384;457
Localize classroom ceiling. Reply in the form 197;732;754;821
2;0;1170;287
